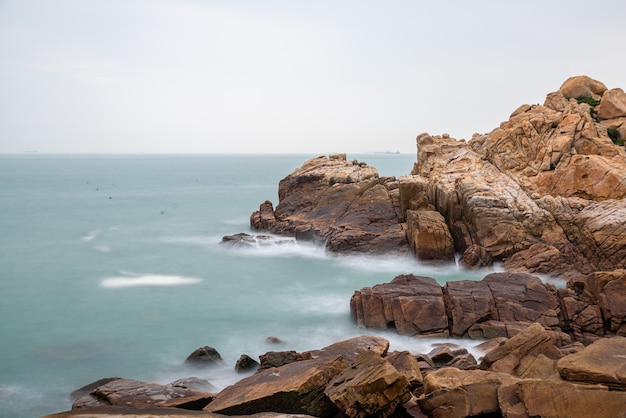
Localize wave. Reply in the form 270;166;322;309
99;273;202;289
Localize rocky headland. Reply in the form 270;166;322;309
47;76;626;417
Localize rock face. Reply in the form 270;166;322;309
250;154;408;255
247;77;626;277
351;271;626;343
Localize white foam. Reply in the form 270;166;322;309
99;273;202;288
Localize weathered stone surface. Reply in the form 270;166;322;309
324;350;411;417
72;379;213;410
480;323;563;379
220;232;294;248
301;335;389;364
70;377;122;402
258;351;300;370
427;343;468;366
498;379;626;418
350;274;449;337
184;346;224;367
559;75;608;100
405;209;454;262
250;154;408;255
169;377;218;393
598;87;626;120
557;336;626;390
204;357;347;417
585;270;626;335
443;280;495;337
419;368;519;418
386;350;423;389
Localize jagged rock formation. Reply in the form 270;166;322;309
250;153;408;255
351;271;626;342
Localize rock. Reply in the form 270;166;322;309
405;209;455;262
480;323;563;379
204;336;391;417
204;356;348;417
324;350;411;417
301;335;390;363
69;377;122;402
498;379;626;418
72;378;213;410
258;351;301;370
184;346;224;367
46;408;318;417
446;353;478;370
598;88;626;120
350;274;449;337
169;377;218;393
418;368;519;418
427;343;468;365
585;270;626;335
386;350;423;389
443;279;495;337
235;354;260;373
557;336;626;390
250;154;408;255
559;75;608;100
220;232;294;247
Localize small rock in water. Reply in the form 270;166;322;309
184;346;224;366
235;354;260;373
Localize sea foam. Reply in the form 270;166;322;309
99;273;202;288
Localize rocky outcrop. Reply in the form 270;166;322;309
250;154;408;255
351;271;626;343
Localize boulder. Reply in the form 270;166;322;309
598;88;626;120
204;336;390;417
385;350;423;389
585;270;626;335
350;274;449;337
418;368;519;418
204;357;347;417
427;343;468;366
184;346;224;367
443;279;495;337
169;377;217;393
72;378;213;410
480;323;563;379
250;154;408;255
498;379;626;418
258;351;301;370
220;233;294;247
235;354;260;373
557;336;626;390
324;350;411;417
559;75;607;100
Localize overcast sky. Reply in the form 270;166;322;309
1;0;625;154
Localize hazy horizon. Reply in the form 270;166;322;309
1;0;625;154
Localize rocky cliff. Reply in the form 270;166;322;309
251;76;626;279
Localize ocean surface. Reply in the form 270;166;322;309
0;153;499;417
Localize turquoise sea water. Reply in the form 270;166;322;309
0;153;495;417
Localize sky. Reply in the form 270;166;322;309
1;0;625;154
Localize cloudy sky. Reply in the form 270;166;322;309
1;0;625;154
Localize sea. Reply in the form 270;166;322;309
0;153;500;417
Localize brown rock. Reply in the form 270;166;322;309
598;88;626;120
258;351;300;370
418;368;519;418
324;350;411;417
235;354;260;373
559;75;607;100
250;154;408;255
557;336;626;390
350;274;449;337
480;323;563;379
443;279;495;337
301;335;390;363
498;379;626;418
72;378;213;410
405;209;455;262
386;351;423;389
184;346;224;367
204;357;347;417
586;270;626;335
427;343;468;365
